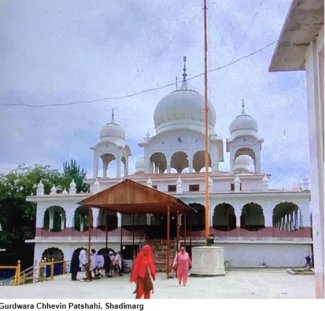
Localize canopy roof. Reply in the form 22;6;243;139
80;179;194;215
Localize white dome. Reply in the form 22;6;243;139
235;155;251;166
154;58;216;134
154;86;216;134
229;103;258;139
135;156;144;173
234;155;251;173
99;122;125;145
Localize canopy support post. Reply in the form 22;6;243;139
176;211;180;251
105;210;108;249
86;206;92;281
183;214;187;247
166;204;171;279
120;214;123;255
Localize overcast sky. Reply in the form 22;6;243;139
0;0;309;188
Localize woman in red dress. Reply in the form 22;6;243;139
130;245;156;299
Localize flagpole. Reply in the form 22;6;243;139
203;0;210;243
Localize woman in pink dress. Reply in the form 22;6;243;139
174;247;192;286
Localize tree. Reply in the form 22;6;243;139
62;159;89;193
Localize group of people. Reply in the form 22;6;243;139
70;247;122;281
70;244;192;299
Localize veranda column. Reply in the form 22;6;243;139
49;208;54;231
117;213;122;227
92;208;99;228
166;204;171;278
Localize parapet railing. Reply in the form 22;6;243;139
0;260;21;285
0;259;70;286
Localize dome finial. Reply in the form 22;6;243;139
182;56;187;82
180;56;188;90
241;99;246;115
111;108;115;122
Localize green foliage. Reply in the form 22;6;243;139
0;160;89;251
63;159;89;193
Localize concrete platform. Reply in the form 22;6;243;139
0;268;316;299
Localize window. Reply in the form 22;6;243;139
168;185;176;192
189;184;200;192
230;183;242;191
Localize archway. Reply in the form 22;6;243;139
150;152;167;174
240;202;264;231
235;148;256;173
43;206;66;232
273;202;300;231
193;151;211;172
188;203;205;231
74;206;92;232
97;209;118;231
213;203;236;231
41;247;65;276
171;151;189;173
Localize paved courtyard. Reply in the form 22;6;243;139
0;268;316;299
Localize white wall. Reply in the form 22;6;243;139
218;243;311;267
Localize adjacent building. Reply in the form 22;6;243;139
269;0;324;298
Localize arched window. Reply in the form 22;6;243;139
213;203;236;231
170;151;189;173
74;206;92;232
150;152;167;174
97;209;118;231
188;203;205;231
273;202;300;231
240;203;264;231
43;206;66;232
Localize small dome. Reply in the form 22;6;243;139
135;156;144;173
229;101;258;139
234;155;251;173
100;122;125;140
99;111;125;146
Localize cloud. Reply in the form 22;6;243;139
0;0;309;189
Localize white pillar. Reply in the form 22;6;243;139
146;214;152;225
124;158;129;177
234;176;241;192
294;210;299;230
176;176;183;194
60;213;65;230
117;213;122;227
93;153;99;179
65;208;75;228
116;156;121;178
92;208;99;228
103;162;108;178
49;209;54;230
299;210;303;229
